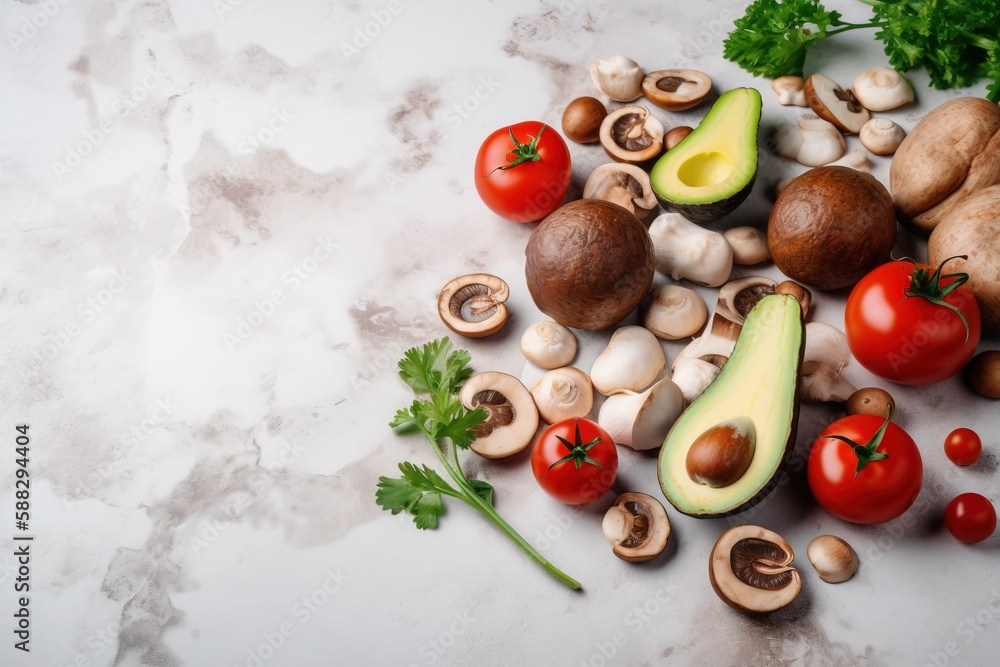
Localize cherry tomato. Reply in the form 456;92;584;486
474;121;571;223
844;258;981;386
944;428;982;466
531;418;618;505
807;409;923;524
945;493;997;543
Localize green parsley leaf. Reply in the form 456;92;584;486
468;479;495;507
375;462;456;530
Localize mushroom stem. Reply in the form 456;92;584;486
648;213;734;287
801;322;857;402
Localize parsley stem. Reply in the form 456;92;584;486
825;21;886;36
429;437;581;590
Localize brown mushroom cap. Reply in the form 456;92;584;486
562;96;608;144
709;525;801;613
966;351;1000;399
599;106;663;164
602;492;670;562
642;69;712;111
437;274;509;338
459;372;538;458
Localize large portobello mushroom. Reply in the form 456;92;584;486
525;199;654;330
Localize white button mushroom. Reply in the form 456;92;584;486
775;118;847;167
520;321;578;369
590;55;644;102
859;118;906;156
771;75;808;106
642;284;708;340
648;213;734;287
590;326;666;396
530;367;594;424
670;358;721;403
723;226;770;266
852;67;914;112
598;378;684;451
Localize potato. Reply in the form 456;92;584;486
890;98;1000;237
928;184;1000;332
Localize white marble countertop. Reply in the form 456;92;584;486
2;0;1000;665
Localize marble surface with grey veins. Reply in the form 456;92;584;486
1;0;999;665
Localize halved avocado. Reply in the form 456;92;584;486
657;294;804;517
650;87;762;222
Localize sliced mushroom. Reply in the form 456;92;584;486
602;492;670;562
807;535;859;583
671;358;721;403
804;73;870;134
723;226;770;266
664;125;693;151
520;321;577;369
775;118;847;167
648;212;733;287
598;378;684;451
600;106;664;164
531;367;593;424
562;96;608;144
642;284;708;340
771;76;808;107
641;69;712;111
709;525;802;614
459;372;538;458
591;326;666;396
583;163;658;220
859;118;906;156
437;273;509;338
671;276;777;372
852;67;914;112
590;55;644;102
801;322;856;403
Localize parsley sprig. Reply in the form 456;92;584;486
376;337;581;589
723;0;1000;103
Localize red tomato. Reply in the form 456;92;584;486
474;121;571;223
945;493;997;543
531;418;618;505
844;258;981;386
807;411;923;524
944;428;982;466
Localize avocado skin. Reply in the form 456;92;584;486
656;294;805;518
653;171;757;224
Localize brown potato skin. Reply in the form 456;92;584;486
928;184;1000;332
966;351;1000;399
525;199;654;330
768;167;896;291
890;98;1000;233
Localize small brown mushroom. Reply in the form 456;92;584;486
966;351;1000;399
583;163;658;220
664;125;693;151
807;535;859;583
562;96;608;144
602;492;670;562
437;274;509;338
709;525;802;614
459;372;538;458
599;106;664;164
846;387;896;418
641;69;712;111
804;73;870;135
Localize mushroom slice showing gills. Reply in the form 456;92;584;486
459;372;538;459
709;525;801;613
583;163;657;220
600;106;664;164
437;273;509;338
642;69;712;111
602;492;670;562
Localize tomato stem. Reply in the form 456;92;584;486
901;255;973;344
826;405;893;477
547;418;606;472
488;124;547;175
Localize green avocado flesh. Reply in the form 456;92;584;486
650;87;762;222
658;294;804;517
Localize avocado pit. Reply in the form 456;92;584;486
685;416;756;488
